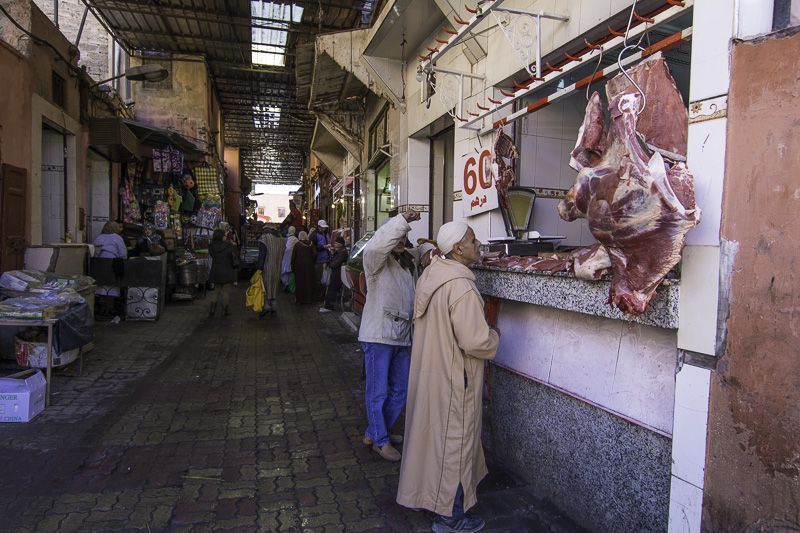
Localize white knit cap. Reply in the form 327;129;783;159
436;221;469;255
418;242;436;255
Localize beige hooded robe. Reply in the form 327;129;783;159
396;255;499;516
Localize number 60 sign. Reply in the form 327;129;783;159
461;148;499;217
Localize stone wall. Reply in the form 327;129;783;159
490;366;672;533
32;0;111;81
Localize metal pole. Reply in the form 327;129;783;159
74;5;89;47
536;13;542;79
46;322;53;407
54;0;58;28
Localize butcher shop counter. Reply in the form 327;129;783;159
472;265;679;330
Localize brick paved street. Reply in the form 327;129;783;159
0;287;582;532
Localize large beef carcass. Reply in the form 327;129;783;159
558;54;700;315
491;128;518;209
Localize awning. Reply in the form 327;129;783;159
89;118;139;162
310;120;348;177
123;119;205;161
333;176;354;196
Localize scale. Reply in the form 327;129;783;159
489;187;564;256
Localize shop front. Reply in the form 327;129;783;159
359;0;724;530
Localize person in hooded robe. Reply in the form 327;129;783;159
257;226;285;316
281;226;299;289
291;231;317;304
396;221;500;533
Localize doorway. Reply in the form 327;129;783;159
429;127;454;238
88;151;111;241
0;164;28;271
41;126;67;243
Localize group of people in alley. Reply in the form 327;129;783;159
206;207;499;532
358;209;500;533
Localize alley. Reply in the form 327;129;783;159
0;289;580;532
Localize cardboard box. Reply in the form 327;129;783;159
0;370;46;422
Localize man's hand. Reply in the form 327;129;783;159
402;209;421;223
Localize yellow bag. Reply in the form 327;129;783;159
245;269;265;312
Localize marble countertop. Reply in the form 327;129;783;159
472;266;679;329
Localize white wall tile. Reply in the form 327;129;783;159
559;138;578;189
610;0;634;16
668;476;704;533
518;135;538;187
671;364;711;488
579;0;612;34
678;246;720;354
537;103;563;139
548;314;622;403
689;0;736;101
685;118;726;246
532;197;561;235
495;301;557;382
534;137;563;188
606;325;678;434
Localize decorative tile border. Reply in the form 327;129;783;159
533;187;569;200
397;204;429;213
689;94;727;124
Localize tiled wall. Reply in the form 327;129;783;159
517;93;595;247
495;301;677;434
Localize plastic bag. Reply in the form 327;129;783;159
245;270;265;312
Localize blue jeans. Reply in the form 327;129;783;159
362;342;410;447
437;484;465;521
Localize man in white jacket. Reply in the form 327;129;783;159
358;209;421;461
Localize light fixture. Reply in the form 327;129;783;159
90;64;169;88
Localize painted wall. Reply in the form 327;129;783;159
224;147;242;232
702;27;800;531
130;56;212;151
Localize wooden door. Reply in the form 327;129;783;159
1;164;28;271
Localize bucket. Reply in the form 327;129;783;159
178;262;198;285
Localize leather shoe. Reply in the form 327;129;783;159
363;434;403;446
372;443;401;462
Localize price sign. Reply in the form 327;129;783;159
461;148;498;217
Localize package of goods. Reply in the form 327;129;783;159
15;331;80;368
191;206;222;230
122;179;142;224
0;289;86;319
154;200;170;229
0;370;46;422
0;270;45;292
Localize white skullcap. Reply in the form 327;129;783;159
436;221;469;255
298;231;308;240
287;226;296;236
418;242;436;255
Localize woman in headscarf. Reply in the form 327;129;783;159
93;221;127;316
208;229;238;317
281;226;299;290
257;227;285;316
321;236;349;312
397;221;500;533
291;231;317;304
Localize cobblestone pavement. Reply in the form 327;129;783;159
0;287;582;532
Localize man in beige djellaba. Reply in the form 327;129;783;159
396;221;500;533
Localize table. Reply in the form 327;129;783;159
0;318;57;406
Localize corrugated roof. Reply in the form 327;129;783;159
86;0;363;184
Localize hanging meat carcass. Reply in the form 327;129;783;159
492;128;518;209
558;54;700;315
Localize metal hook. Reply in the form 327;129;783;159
617;44;647;115
585;45;603;101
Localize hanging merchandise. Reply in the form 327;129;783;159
152;146;184;174
191;202;222;229
154;201;170;229
194;164;221;200
122;178;142;224
167;185;182;213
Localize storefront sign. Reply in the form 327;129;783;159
461;148;498;217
